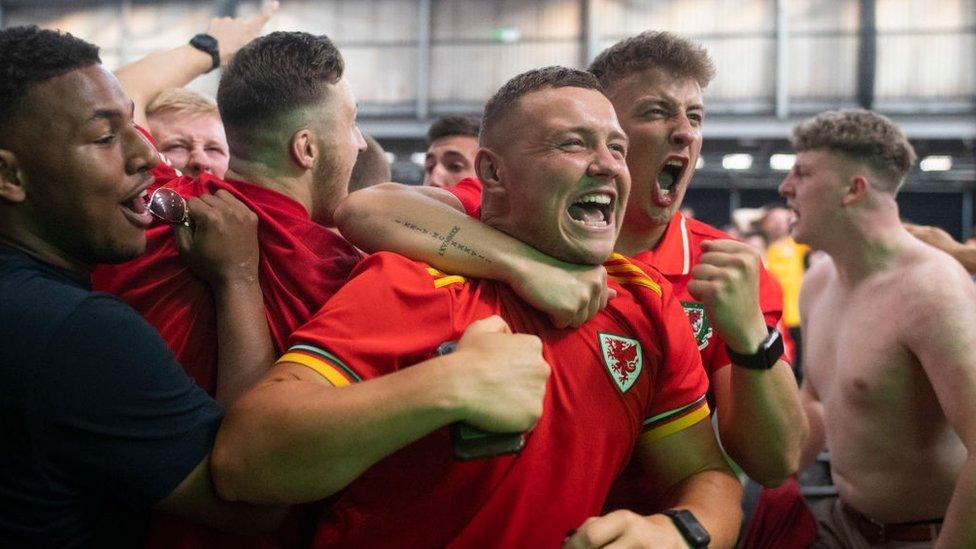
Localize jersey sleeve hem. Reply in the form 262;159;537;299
278;345;362;387
641;394;710;443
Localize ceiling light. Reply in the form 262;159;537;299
769;153;795;171
920;155;952;172
722;153;753;171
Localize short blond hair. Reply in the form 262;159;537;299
146;87;219;119
792;109;916;194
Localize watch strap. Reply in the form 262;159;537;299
726;326;784;370
189;33;220;72
662;509;710;548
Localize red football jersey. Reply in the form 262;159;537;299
93;163;362;395
281;252;709;548
631;212;791;376
92;152;361;549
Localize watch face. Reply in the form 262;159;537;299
191;34;218;52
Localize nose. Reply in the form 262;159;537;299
184;146;212;177
125;126;159;175
670;114;696;148
778;177;793;198
587;143;625;180
425;165;448;188
354;126;367;153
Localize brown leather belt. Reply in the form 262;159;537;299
841;501;942;544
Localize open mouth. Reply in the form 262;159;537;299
567;191;614;228
119;187;153;227
657;158;687;199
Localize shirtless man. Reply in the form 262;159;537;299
783;110;976;547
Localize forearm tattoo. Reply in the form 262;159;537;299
394;219;492;263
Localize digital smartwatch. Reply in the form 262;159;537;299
662;509;710;548
189;33;220;72
725;326;784;370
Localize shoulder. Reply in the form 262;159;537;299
684;217;735;242
800;252;835;296
605;254;666;298
898;243;975;308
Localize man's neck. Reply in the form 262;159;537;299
821;209;910;285
615;219;669;257
0;229;91;275
225;159;313;216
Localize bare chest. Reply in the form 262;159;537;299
804;281;935;415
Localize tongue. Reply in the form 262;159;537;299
657;170;675;190
127;196;147;214
568;203;606;223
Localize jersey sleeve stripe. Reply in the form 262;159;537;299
279;344;362;385
641;397;710;442
642;393;708;428
433;275;467;288
425;266;467;288
605;263;647;275
609;274;662;296
277;352;353;387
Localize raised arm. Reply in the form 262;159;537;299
114;1;278;126
901;259;976;548
335;182;613;328
176;189;274;407
211;316;549;504
566;419;742;548
687;239;807;486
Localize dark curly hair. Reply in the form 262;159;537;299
481;66;601;146
0;26;100;126
218;31;344;133
589;31;714;91
426;116;480;146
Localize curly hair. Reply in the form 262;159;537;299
0;26;100;126
426;116;480;146
588;31;714;91
792;109;916;193
217;31;344;133
481;66;601;146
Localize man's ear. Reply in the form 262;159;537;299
475;148;500;187
842;175;869;206
0;150;26;203
289;129;317;171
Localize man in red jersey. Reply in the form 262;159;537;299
95;30;561;549
214;66;742;548
338;31;806;491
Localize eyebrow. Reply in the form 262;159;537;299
85;101;135;124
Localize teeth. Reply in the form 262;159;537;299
576;192;611;205
666;159;686;168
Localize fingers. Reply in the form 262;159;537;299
564;512;627;548
174;221;194;255
259;0;280;22
462;315;512;336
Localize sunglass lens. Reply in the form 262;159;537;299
147;188;186;224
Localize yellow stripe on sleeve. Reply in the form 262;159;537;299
641;401;711;443
609;275;662;296
433;275;467;288
277;352;352;387
605;263;649;275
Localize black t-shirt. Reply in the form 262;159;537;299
0;244;223;548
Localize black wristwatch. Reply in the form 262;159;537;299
189;33;220;72
663;509;710;548
726;326;783;370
